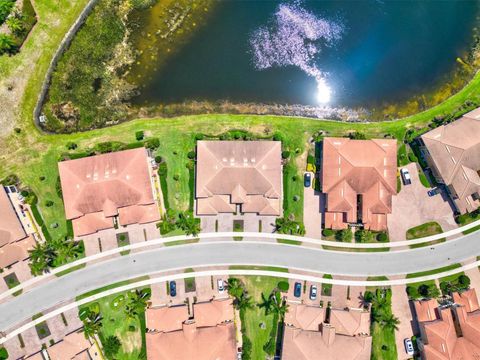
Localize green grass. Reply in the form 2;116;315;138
75;276;149;301
371;321;397;360
163;238;199;247
229;265;289;273
406;221;444;248
283;160;304;221
418;169;430;188
456;211;480;235
238;275;287;359
407;263;461;279
276;239;302;245
55;263;86;277
321;274;333;296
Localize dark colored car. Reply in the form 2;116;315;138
294;282;302;298
428;188;440;197
304;173;312;187
169;281;177;297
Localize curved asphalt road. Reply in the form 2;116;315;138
1;234;480;332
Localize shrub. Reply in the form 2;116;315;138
307;154;315;165
0;0;15;25
335;228;352;242
187;151;196;160
135;130;144;141
458;274;471;287
14;127;21;133
281;150;290;159
0;33;17;55
293;195;300;202
408;152;418;163
173;174;180;181
155;155;163;164
158;162;168;176
0;347;8;360
103;335;122;358
272;132;284;142
144;137;160;150
194;133;204;140
66;142;77;150
45;200;54;207
322;228;334;237
1;174;19;186
39;176;45;181
377;232;388;242
277;281;289;292
348;131;366;140
406;286;420;299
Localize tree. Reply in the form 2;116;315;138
125;289;151;318
103;335;121;358
176;211;200;236
227;278;244;300
82;310;102;339
29;243;50;275
258;292;274;316
335;228;352;242
381;313;400;331
0;34;16;55
356;229;374;243
6;15;24;35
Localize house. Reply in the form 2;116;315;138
58;148;160;237
195;141;282;216
420;109;480;214
321;137;397;231
414;288;480;359
0;186;35;269
145;299;236;359
282;304;372;360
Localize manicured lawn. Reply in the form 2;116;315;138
75;276;149;301
371;321;397;360
238;275;286;359
406;221;444;248
283;159;304;221
321;274;333;296
456;211;480;235
406;263;461;279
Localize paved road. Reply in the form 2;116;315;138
1;235;480;332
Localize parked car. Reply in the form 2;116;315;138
428;188;440;197
309;285;317;300
294;282;302;298
304;172;312;188
217;279;225;293
169;281;177;297
400;168;412;185
404;338;414;355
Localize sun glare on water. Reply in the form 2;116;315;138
316;79;331;103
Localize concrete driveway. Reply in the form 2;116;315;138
303;178;323;239
387;162;457;241
391;285;414;360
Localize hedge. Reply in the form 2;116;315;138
158;163;169;210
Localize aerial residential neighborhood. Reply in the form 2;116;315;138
2;1;480;360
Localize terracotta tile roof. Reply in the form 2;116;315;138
195;141;282;215
282;325;372;360
329;308;370;336
58;148;160;236
47;330;92;360
146;300;236;360
0;234;35;268
146;305;189;333
284;304;325;331
322;138;397;231
414;299;439;322
146;322;236;360
0;186;26;247
421;112;480;213
453;289;480;313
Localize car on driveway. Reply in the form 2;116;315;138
294;282;302;298
309;285;317;300
304;173;312;188
404;338;414;355
428;188;440;197
400;168;412;185
217;279;225;293
169;281;177;297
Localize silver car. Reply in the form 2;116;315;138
404;338;414;355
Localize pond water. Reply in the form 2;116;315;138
133;0;480;108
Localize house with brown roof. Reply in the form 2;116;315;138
414;289;480;359
145;299;236;360
420;108;480;214
0;186;35;269
195;141;282;216
282;304;372;360
321;137;397;231
45;329;95;360
58;148;160;237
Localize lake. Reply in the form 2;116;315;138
133;0;480;109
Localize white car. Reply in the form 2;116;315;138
400;168;412;185
309;285;317;300
217;279;225;293
404;338;414;355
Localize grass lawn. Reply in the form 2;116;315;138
407;263;461;279
406;221;445;248
456;211;480;235
371;321;397;360
321;274;333;296
276;239;302;245
238;275;287;359
91;290;148;360
75;276;149;301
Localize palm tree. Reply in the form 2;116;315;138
125;289;151;317
236;292;253;311
258;292;274;315
0;34;15;55
176;211;200;236
82;311;102;339
382;313;401;331
227;278;244;300
6;16;24;35
28;243;48;275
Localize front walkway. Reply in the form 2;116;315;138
303;183;323;239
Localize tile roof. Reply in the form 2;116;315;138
0;186;26;247
196;141;282;216
329;308;370;336
414;299;439;323
322;138;397;231
146;305;189;333
47;330;92;360
0;234;35;268
58;148;160;236
421;111;480;213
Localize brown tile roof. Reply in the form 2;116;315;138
421;111;480;213
58;148;160;236
0;187;26;247
414;299;439;323
0;234;35;268
146;322;236;360
282;325;372;360
146;305;189;333
195;141;282;216
329;308;370;336
146;300;236;360
47;330;92;360
453;289;479;313
322;138;397;231
282;304;372;360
